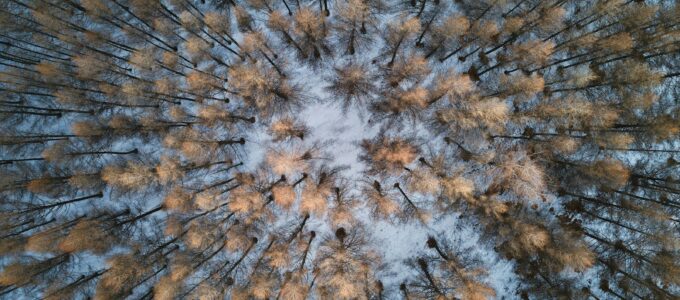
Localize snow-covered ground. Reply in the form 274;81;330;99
243;68;522;297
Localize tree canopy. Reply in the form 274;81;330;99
1;0;679;299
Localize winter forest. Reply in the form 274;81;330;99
0;0;679;299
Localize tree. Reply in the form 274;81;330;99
403;235;495;300
1;0;679;299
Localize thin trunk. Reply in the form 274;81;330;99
198;177;236;192
417;259;444;296
416;0;427;18
584;231;652;265
401;283;411;300
22;192;103;213
596;258;675;298
288;214;310;243
387;37;404;67
117;205;164;226
293;173;308;187
394;183;419;212
0;157;46;165
602;147;680;153
433;244;449;261
323;0;329;16
416;9;438;46
614;189;680;209
1;217;55;239
502;0;528;17
221;238;257;279
298;231;315;271
582;210;651;237
282;0;293;15
0;110;61;117
42;269;106;299
439;39;473;62
348;26;356;55
261;50;284;76
0;104;92;114
192;240;227;270
69;149;139;156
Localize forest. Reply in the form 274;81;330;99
0;0;679;299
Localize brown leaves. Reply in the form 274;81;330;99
360;137;418;175
581;159;630;189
